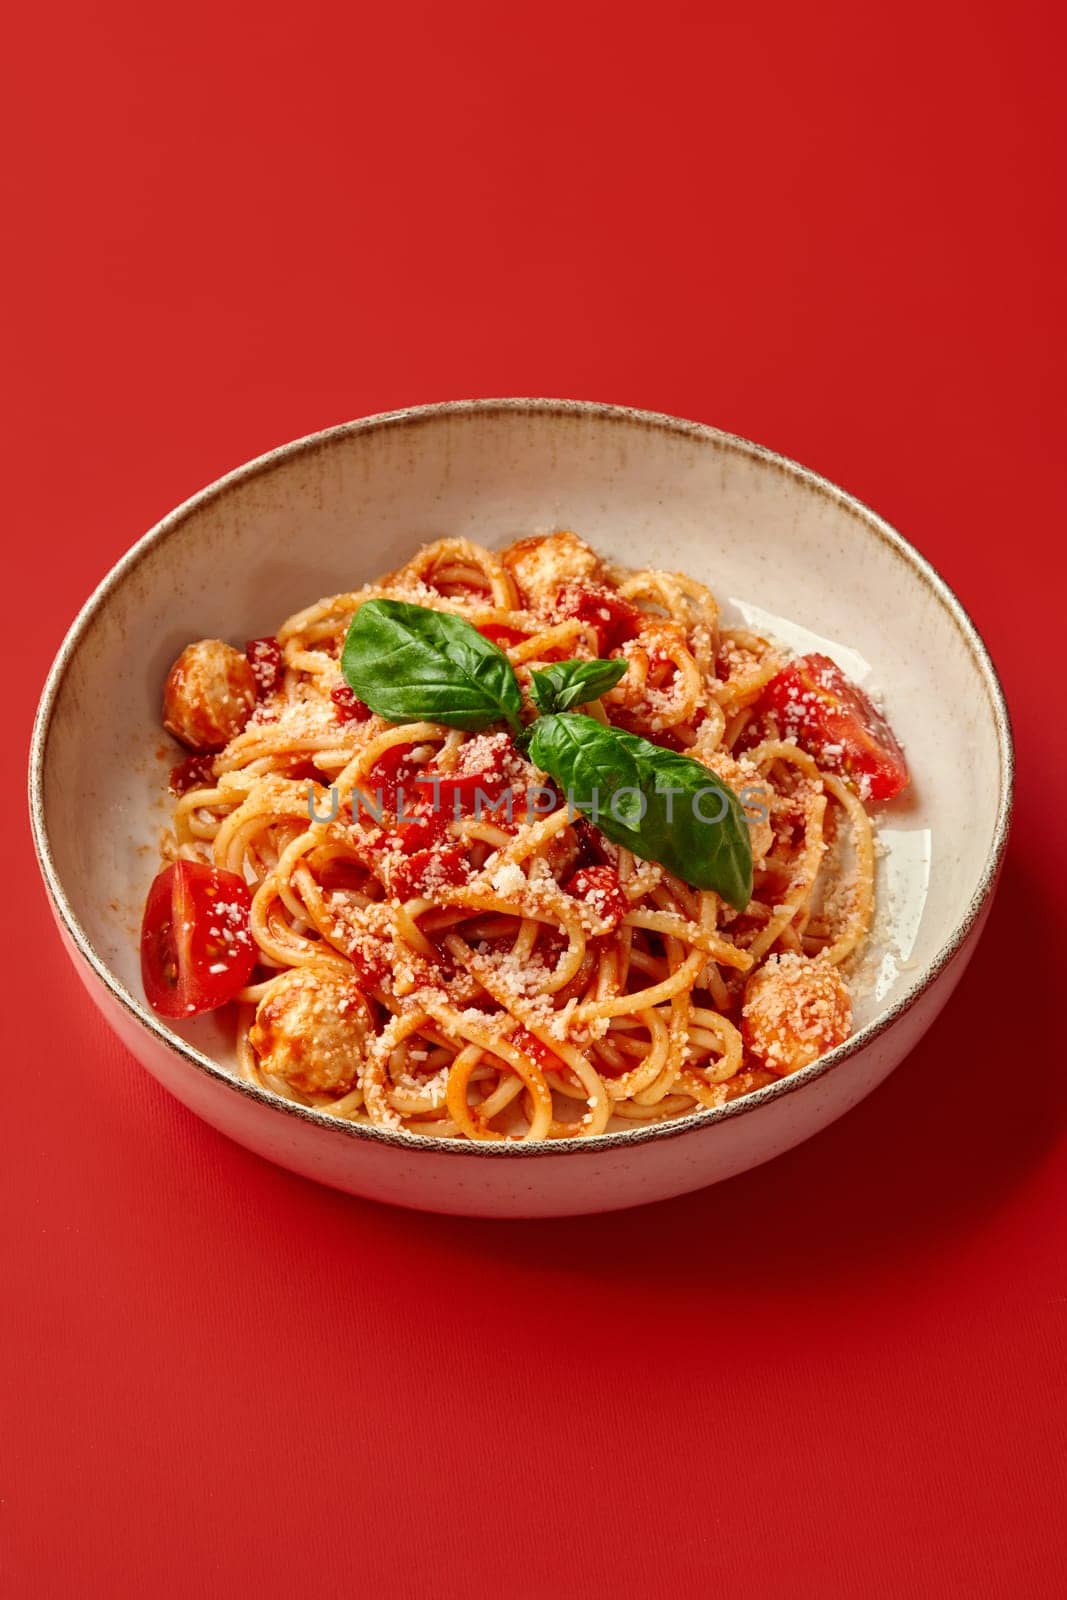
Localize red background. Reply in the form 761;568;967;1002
3;4;1065;1595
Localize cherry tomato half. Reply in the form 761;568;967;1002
396;805;448;854
477;622;528;649
412;768;509;811
389;846;470;901
140;861;256;1018
365;745;418;810
168;753;216;796
331;684;373;724
758;653;909;801
245;636;285;697
407;737;514;833
554;583;643;651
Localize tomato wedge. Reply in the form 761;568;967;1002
758;653;909;801
140;862;256;1018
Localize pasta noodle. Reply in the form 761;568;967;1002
155;532;886;1141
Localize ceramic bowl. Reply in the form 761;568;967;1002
29;400;1013;1216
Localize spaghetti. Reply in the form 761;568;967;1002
148;531;907;1141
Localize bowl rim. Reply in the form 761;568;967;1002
28;397;1015;1158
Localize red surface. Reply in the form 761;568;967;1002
3;4;1065;1595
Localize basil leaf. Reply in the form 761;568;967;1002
529;658;628;716
527;714;753;910
341;600;523;734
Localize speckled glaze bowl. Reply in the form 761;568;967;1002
29;400;1013;1216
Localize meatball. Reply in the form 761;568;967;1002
502;531;603;606
250;964;374;1096
163;639;257;752
742;954;851;1076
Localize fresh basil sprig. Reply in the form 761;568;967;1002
527;714;753;911
342;600;523;735
529;658;628;716
341;598;752;907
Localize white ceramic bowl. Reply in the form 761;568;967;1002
29;400;1013;1216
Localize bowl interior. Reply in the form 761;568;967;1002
35;403;1008;1084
